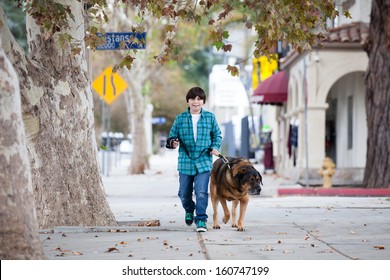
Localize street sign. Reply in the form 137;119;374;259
152;117;166;125
92;66;128;105
96;32;146;50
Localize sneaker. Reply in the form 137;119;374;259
196;220;207;232
185;212;194;226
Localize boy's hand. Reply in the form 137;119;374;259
210;149;220;156
171;139;179;148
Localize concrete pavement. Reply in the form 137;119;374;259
39;150;390;260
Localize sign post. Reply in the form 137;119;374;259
92;66;128;176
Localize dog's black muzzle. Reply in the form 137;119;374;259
248;184;262;196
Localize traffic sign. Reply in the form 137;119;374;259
92;66;128;105
152;117;166;125
96;32;146;50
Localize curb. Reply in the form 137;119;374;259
277;187;390;197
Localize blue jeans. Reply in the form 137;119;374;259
178;171;210;223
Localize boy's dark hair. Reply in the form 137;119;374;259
186;87;206;104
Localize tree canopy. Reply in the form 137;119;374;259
20;0;346;74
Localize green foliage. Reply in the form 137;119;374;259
180;48;222;93
1;0;27;51
24;0;74;39
21;0;340;75
99;145;108;151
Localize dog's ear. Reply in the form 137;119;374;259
234;170;246;191
257;171;263;186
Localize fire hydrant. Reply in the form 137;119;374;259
318;157;336;188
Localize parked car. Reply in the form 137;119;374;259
119;137;133;154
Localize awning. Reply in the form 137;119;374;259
251;71;288;105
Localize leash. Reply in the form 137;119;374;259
217;154;231;169
178;139;212;161
167;137;230;165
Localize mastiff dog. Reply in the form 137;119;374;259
210;156;262;231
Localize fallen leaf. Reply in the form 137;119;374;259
145;220;160;227
128;254;133;257
106;247;120;253
373;246;385;250
109;229;129;232
277;240;282;244
189;253;193;256
54;247;70;252
282;250;294;254
62;233;67;237
116;241;128;245
304;235;310;240
147;236;159;240
72;251;83;255
132;220;160;227
260;245;274;251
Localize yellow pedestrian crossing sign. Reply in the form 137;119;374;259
92;66;128;105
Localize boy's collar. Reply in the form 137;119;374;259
187;107;204;114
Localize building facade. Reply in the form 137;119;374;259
274;1;371;184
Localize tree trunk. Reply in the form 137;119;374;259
128;79;149;174
0;48;44;259
2;1;117;228
106;3;152;175
124;51;150;174
363;0;390;188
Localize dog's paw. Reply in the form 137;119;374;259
213;224;221;229
237;227;245;231
222;215;230;224
231;223;237;228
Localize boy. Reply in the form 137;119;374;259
167;87;222;232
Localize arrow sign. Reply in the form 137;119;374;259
96;32;146;50
92;66;128;105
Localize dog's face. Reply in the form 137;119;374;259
233;165;262;195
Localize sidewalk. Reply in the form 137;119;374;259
39;150;390;260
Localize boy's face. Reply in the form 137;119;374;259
188;96;204;114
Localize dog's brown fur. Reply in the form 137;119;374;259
210;157;262;231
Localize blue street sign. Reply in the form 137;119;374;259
152;117;166;125
96;32;146;50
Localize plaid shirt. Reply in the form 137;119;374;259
169;108;222;175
